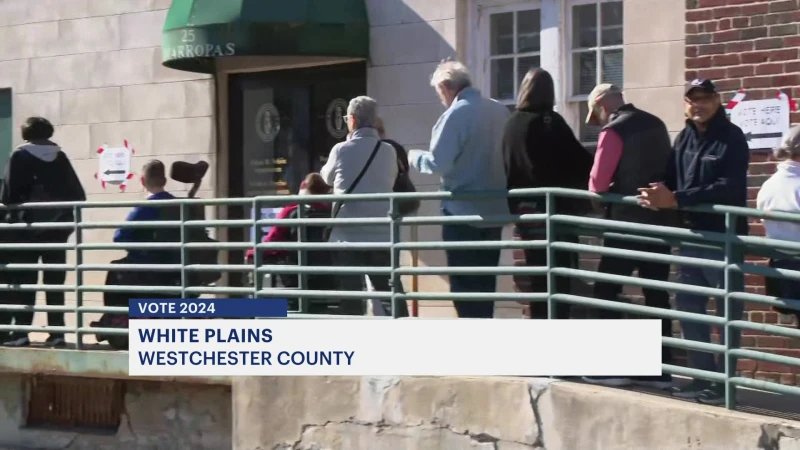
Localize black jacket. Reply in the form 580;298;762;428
1;143;86;240
666;107;749;234
603;104;677;226
502;108;593;214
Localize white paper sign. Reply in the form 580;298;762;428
98;146;132;184
729;97;790;150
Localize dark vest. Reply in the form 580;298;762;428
604;104;676;226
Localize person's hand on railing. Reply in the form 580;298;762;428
636;182;678;210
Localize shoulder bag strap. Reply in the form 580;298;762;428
332;139;383;219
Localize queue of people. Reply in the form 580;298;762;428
0;61;798;405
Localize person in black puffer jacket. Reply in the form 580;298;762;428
502;68;593;321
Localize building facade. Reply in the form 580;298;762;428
1;0;797;383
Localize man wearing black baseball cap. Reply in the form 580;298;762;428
637;79;750;405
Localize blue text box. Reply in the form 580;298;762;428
129;298;288;318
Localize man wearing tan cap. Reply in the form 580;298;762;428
582;83;676;391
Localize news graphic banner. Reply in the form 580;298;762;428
128;299;663;377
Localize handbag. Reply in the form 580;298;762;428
384;139;421;216
323;140;383;241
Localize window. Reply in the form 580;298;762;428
569;0;623;147
483;4;542;110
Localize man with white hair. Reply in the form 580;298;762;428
320;96;408;317
407;61;511;318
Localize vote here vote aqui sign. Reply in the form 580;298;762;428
728;90;794;151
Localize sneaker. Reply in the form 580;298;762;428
45;335;66;348
696;386;726;406
3;336;30;347
670;380;712;399
582;376;632;387
632;375;673;390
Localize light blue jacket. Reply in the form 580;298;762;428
411;87;511;225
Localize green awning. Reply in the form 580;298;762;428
162;0;370;73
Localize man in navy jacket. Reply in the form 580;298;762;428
637;79;749;405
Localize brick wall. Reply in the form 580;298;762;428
685;0;800;384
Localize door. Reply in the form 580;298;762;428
227;62;367;273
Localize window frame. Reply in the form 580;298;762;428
474;0;544;109
565;0;624;147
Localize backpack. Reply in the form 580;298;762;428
24;175;72;226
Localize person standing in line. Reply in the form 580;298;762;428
580;84;677;389
320;96;407;316
757;125;800;327
1;117;86;348
638;79;749;405
502;68;592;320
407;61;510;319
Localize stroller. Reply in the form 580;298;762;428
91;161;221;350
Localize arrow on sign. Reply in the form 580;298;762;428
104;170;126;175
745;132;784;141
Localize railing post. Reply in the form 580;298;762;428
252;199;263;300
724;212;742;409
297;201;308;314
73;205;83;349
389;198;401;318
180;203;188;300
545;192;556;320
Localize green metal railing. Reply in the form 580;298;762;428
0;188;798;410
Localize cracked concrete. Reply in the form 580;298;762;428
233;376;800;450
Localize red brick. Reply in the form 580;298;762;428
686;23;699;34
786;61;800;72
741;51;770;64
732;16;749;28
741;336;757;348
726;41;755;53
751;153;773;163
703;21;720;33
718;18;733;31
741;26;769;40
741;3;769;15
714;6;742;19
712;54;741;67
697;0;726;7
738;359;757;371
758;361;793;373
698;43;727;55
688;56;713;69
756;336;789;348
715;78;743;90
727;65;754;77
712;30;742;42
687;9;713;22
750;15;765;26
772;74;800;87
743;76;775;89
686;71;699;82
769;0;798;13
770;24;799;37
755;62;784;75
784;35;800;47
755;37;788;50
686;46;699;58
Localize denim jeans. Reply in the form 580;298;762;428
441;214;502;318
674;247;743;374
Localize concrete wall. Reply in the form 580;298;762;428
232;376;800;450
623;0;687;136
0;0;216;342
0;375;230;450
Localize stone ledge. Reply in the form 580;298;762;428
0;347;231;385
232;376;800;450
